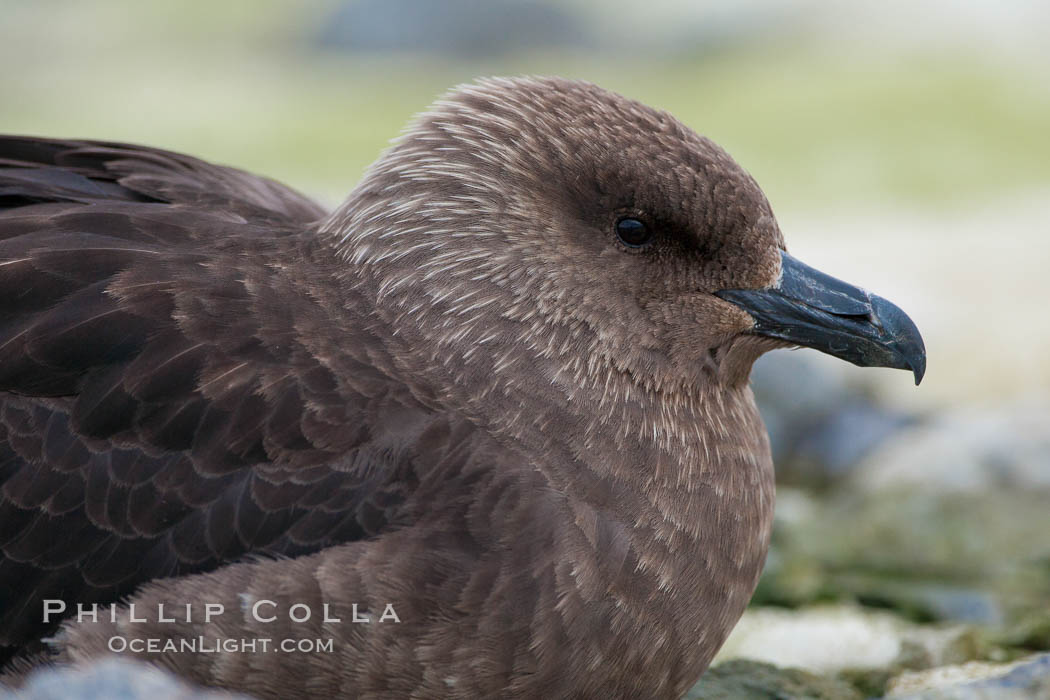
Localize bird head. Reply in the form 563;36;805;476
324;77;924;397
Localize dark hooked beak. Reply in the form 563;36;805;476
715;251;926;384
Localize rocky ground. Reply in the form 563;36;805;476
688;352;1050;698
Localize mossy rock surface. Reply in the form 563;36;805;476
686;659;862;700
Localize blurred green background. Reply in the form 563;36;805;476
2;0;1048;408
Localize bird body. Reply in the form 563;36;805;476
0;77;923;698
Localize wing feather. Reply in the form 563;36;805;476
0;136;477;666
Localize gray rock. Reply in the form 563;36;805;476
855;400;1050;494
714;605;983;675
751;352;915;485
1;659;250;700
888;652;1050;699
793;398;915;479
685;658;862;699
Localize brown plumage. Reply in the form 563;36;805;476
0;77;924;698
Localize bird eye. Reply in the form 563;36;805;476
615;217;651;248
